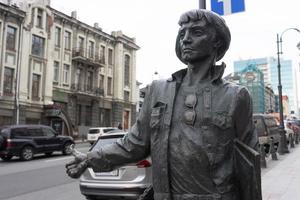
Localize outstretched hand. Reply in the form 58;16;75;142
65;144;88;179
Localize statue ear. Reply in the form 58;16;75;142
214;39;222;49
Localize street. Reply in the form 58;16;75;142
1;141;300;200
0;143;90;200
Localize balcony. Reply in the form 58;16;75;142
72;47;104;67
71;83;104;97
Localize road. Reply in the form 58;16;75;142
0;143;90;200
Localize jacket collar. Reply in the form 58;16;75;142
167;62;226;84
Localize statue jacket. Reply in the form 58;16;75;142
87;63;259;200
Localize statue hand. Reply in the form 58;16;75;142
65;144;88;179
65;159;88;179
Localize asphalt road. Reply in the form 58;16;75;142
0;143;90;200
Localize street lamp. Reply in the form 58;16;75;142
199;0;206;9
276;28;300;155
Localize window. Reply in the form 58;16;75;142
108;48;113;66
78;36;84;51
31;35;45;57
3;67;14;95
100;45;105;64
42;128;56;137
99;75;104;89
27;128;43;137
63;64;70;84
32;74;40;100
53;61;59;82
88;41;94;58
75;68;83;90
6;26;17;51
107;77;112;95
11;128;28;138
124;55;130;87
36;8;43;28
55;27;61;47
64;31;71;50
87;71;93;91
124;91;130;101
85;106;92;126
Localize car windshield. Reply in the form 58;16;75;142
89;129;100;134
92;135;124;151
103;128;117;133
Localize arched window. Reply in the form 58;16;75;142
124;55;130;87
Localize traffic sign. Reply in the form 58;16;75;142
211;0;245;16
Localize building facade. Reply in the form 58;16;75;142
234;57;298;116
0;0;139;137
239;64;265;113
264;84;276;113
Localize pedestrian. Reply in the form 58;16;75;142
66;9;260;200
117;122;123;130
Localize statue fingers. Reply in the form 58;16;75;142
65;159;77;168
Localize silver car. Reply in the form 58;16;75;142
80;131;152;200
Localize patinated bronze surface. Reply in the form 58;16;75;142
66;9;261;200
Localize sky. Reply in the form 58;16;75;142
50;0;300;86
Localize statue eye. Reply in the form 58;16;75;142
179;31;185;39
193;29;203;35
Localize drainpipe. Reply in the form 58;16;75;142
0;14;6;98
15;17;24;124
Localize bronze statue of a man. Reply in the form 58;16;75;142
66;9;261;200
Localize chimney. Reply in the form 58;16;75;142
71;11;77;19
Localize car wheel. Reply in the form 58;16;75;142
20;146;34;161
264;144;270;154
62;142;72;155
0;155;13;161
45;152;53;156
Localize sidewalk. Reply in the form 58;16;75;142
262;144;300;200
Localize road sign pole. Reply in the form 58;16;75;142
199;0;206;9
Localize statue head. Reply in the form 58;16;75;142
175;9;231;64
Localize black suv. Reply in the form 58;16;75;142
253;114;280;153
0;125;74;161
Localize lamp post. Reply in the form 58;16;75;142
276;28;300;155
199;0;206;9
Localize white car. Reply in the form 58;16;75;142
87;127;118;144
80;132;152;200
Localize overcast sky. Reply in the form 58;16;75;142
51;0;300;86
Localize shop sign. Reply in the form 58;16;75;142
45;109;61;117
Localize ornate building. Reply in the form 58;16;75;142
0;0;139;137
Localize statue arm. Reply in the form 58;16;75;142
86;84;153;172
234;87;259;150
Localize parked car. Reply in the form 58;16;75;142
0;124;74;161
253;114;281;153
87;127;118;144
80;131;152;200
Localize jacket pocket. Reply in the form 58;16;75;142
212;112;232;130
149;103;167;129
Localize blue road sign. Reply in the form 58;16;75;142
211;0;245;16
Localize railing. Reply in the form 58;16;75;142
71;83;104;96
72;47;104;66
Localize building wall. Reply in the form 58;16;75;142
238;65;265;114
234;56;298;116
0;1;140;137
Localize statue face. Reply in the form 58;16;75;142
178;20;217;64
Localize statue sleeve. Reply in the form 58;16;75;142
86;84;153;172
234;87;258;150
